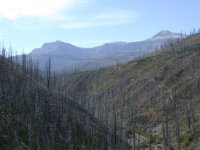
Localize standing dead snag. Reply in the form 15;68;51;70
46;58;52;89
170;88;180;150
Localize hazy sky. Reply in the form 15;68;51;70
0;0;199;54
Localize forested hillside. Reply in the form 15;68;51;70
58;32;200;150
1;32;200;150
0;49;130;149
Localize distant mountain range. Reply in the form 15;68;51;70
24;30;186;71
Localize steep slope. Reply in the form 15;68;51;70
25;30;186;71
0;51;130;149
58;33;200;149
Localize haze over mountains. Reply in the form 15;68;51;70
27;30;186;71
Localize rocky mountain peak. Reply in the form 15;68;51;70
154;30;173;37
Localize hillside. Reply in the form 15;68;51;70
22;30;185;71
0;50;130;149
58;33;200;149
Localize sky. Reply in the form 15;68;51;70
0;0;200;54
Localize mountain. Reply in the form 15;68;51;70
25;30;186;71
85;30;185;55
147;30;185;41
28;41;94;70
57;32;200;149
63;30;186;72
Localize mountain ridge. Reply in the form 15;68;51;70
25;30;186;71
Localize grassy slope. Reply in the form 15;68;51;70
61;33;200;149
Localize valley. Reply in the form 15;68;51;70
1;0;199;149
1;31;200;149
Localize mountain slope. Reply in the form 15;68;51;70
63;50;150;72
0;50;130;149
26;30;186;71
58;33;200;149
29;41;93;71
